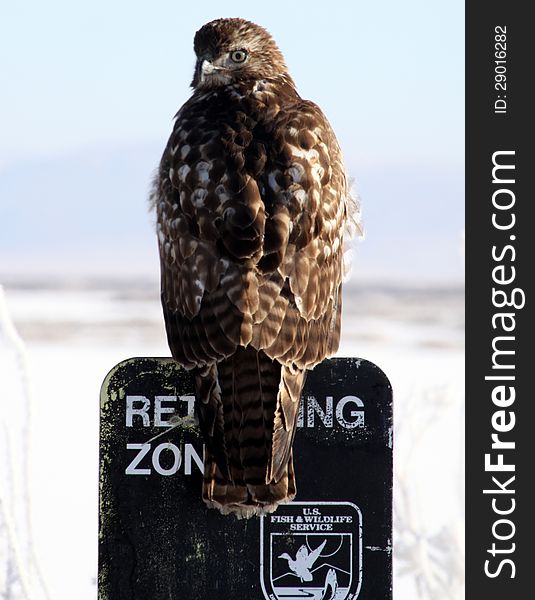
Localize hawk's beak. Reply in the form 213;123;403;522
201;59;216;76
193;57;227;88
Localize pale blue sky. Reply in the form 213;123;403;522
0;0;464;282
1;0;463;167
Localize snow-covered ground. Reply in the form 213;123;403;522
0;278;464;599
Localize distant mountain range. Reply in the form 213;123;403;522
0;142;464;284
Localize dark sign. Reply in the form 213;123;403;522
99;357;392;600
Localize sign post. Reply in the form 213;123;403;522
99;357;392;599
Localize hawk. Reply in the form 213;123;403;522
151;18;359;517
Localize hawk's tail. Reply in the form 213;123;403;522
202;447;296;518
195;347;303;517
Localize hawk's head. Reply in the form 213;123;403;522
191;18;292;89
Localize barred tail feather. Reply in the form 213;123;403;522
203;449;296;518
196;347;301;517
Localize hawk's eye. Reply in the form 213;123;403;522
230;50;247;63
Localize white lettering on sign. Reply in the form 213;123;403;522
126;395;365;430
126;395;195;427
124;394;365;477
125;443;151;475
307;395;334;428
126;397;150;427
154;396;176;427
152;443;181;475
297;395;365;429
336;396;365;429
125;442;204;476
184;444;204;475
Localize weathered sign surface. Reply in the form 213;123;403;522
99;357;392;600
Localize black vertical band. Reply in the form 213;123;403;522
466;2;532;595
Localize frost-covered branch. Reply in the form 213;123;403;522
0;286;52;600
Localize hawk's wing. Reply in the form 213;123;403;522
248;99;354;480
249;99;351;369
154;93;351;366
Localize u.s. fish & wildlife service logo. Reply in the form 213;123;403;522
260;501;362;600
